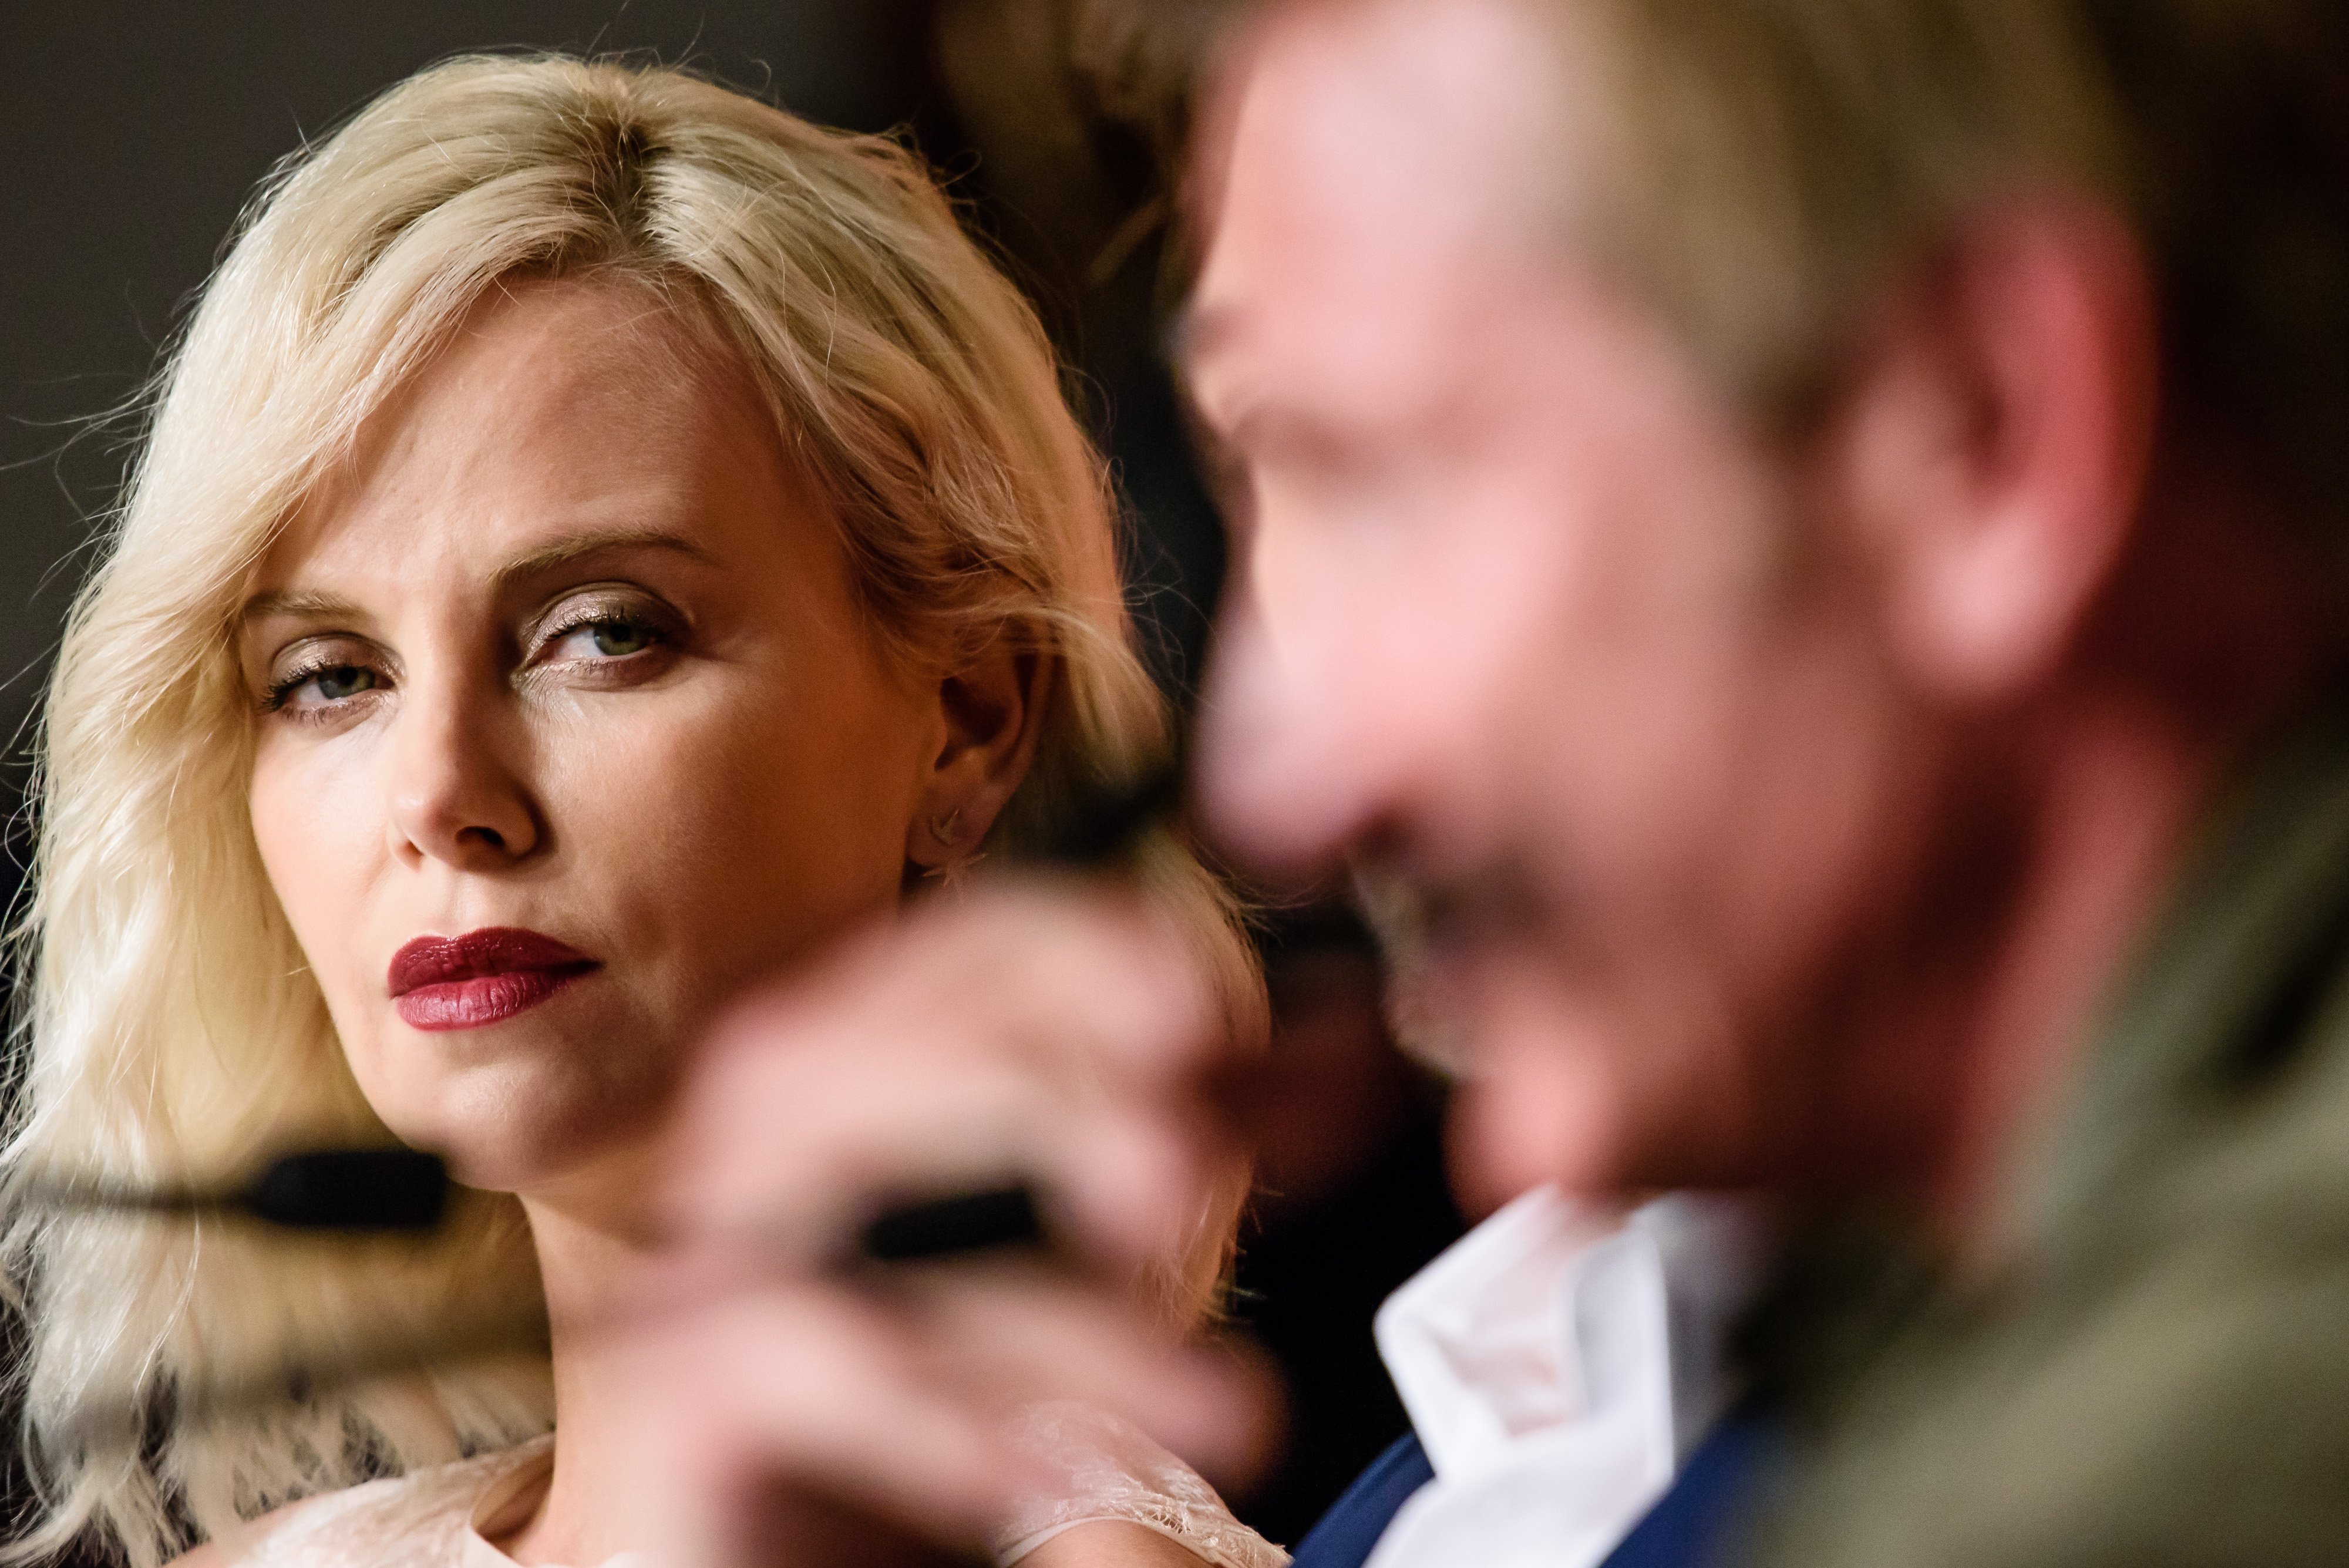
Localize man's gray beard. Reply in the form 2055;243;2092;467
1350;861;1480;1079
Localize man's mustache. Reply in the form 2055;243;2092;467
1348;855;1554;1078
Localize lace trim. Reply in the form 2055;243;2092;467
216;1438;554;1568
991;1403;1289;1568
205;1406;1284;1568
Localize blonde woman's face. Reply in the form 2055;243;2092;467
243;280;941;1198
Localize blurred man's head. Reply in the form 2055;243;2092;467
1181;0;2349;1212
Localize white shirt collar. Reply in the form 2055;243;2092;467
1364;1188;1765;1568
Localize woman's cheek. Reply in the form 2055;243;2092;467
251;750;338;961
251;737;385;1053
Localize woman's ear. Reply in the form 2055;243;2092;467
1826;194;2158;703
907;637;1054;870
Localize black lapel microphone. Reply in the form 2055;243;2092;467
23;1147;450;1232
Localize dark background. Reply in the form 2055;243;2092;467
0;0;1224;776
0;2;1456;1551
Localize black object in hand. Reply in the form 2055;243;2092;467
856;1185;1045;1264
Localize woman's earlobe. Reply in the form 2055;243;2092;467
913;803;974;866
907;644;1054;872
910;804;988;892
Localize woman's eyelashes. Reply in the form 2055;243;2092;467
254;594;681;721
529;594;679;674
539;609;661;664
264;648;389;720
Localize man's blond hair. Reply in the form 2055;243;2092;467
1570;1;2349;536
1106;0;2349;536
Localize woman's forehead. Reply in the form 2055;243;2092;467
364;278;747;480
249;279;811;597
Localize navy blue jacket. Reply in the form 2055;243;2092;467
1285;1405;1776;1568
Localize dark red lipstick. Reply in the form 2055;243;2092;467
388;928;598;1032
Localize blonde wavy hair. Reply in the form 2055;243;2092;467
2;54;1260;1568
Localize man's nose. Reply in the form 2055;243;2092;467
384;672;541;869
1196;584;1403;880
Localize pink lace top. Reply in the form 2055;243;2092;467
209;1409;1286;1568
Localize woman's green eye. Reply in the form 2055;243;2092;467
265;662;378;715
314;667;375;701
548;614;661;663
589;620;652;657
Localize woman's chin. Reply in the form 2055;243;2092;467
433;1115;667;1205
355;1022;681;1203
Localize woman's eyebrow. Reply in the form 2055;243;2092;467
237;530;714;627
492;527;715;590
238;589;365;624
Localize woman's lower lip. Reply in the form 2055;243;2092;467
394;967;593;1031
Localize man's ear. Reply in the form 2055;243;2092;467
907;637;1054;870
1826;194;2158;702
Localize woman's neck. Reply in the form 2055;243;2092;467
497;1150;669;1567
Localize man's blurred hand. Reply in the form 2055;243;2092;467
617;884;1273;1567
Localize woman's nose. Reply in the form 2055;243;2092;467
384;676;542;869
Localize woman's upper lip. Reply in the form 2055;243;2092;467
388;927;599;997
